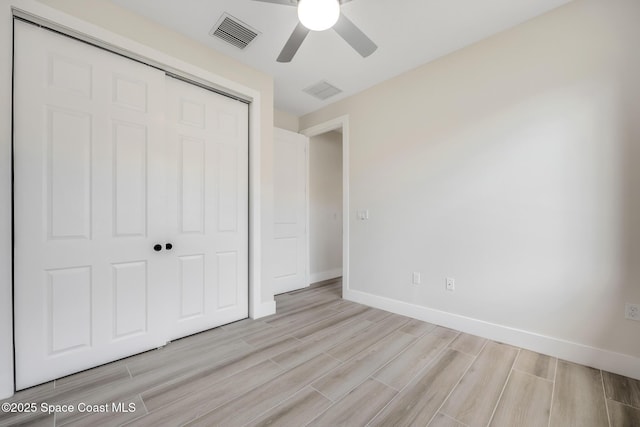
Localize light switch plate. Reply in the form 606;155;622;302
412;272;421;284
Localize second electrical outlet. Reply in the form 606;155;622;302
446;277;455;291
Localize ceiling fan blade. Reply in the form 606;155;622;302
333;13;377;58
251;0;296;6
277;22;310;63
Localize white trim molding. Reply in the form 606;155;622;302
0;0;14;401
310;269;343;285
344;288;640;381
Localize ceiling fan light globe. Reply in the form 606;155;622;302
298;0;340;31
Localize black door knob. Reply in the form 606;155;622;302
165;243;173;250
153;244;162;252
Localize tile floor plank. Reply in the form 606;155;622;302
0;410;54;427
428;413;467;427
489;370;553;427
264;303;342;330
10;414;55;427
607;399;640;427
141;336;298;411
242;387;331;427
220;318;267;333
399;318;437;337
239;323;295;348
373;326;458;390
127;336;251;377
54;364;131;392
369;349;473;427
126;360;283;426
55;338;293;425
514;349;556;381
327;314;409;361
448;332;487;356
183;354;341;426
291;305;369;340
603;371;640;409
440;341;519;427
297;308;374;343
271;320;373;369
549;361;609;427
244;387;331;427
364;308;394;323
307;378;396;426
312;330;416;401
0;383;56;426
324;299;360;312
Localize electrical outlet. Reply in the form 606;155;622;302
625;303;640;321
412;272;421;285
357;210;370;220
446;277;455;291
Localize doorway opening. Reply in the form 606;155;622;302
308;130;343;284
301;116;350;293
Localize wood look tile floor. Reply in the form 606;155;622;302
2;279;640;427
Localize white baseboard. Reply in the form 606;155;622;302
251;300;276;319
310;268;343;284
344;288;640;381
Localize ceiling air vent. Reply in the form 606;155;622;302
303;80;343;101
210;13;259;50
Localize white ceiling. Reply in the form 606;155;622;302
109;0;571;116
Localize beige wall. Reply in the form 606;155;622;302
301;0;640;365
35;0;271;93
274;109;299;132
309;131;343;281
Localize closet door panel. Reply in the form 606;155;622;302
179;136;206;234
166;77;249;340
13;21;167;390
113;121;148;237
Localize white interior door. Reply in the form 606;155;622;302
165;77;249;340
13;22;168;389
272;128;308;294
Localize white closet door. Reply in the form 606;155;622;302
165;77;249;340
13;22;168;389
272;128;308;294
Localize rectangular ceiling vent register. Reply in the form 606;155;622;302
303;80;343;101
210;13;259;50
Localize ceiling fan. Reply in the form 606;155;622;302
252;0;377;63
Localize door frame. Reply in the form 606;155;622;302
0;0;267;399
300;115;350;296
